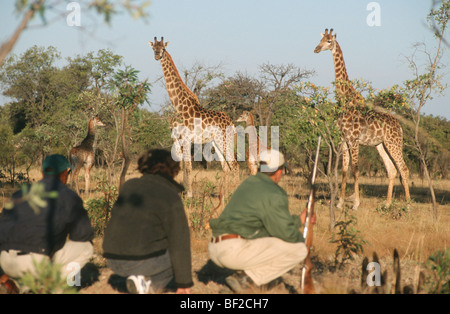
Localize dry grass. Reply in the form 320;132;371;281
1;164;448;294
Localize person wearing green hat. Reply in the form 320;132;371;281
0;154;94;291
208;149;315;292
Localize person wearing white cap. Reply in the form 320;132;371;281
208;149;315;292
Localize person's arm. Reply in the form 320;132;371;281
262;193;304;243
163;198;194;289
67;194;94;242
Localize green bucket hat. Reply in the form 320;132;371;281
42;154;73;175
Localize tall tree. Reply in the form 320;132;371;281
110;66;150;189
402;0;449;219
0;0;151;66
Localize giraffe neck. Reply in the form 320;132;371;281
160;51;200;113
331;42;362;106
80;119;96;149
245;113;262;152
246;113;258;139
331;42;351;95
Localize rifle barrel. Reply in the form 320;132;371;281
303;136;321;239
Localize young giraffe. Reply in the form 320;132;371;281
236;111;269;175
68;116;105;195
149;37;239;197
314;28;410;210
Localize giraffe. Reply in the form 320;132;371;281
149;37;239;197
236;111;269;175
314;28;410;210
68;116;105;195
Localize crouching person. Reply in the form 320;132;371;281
208;149;315;292
0;154;94;292
102;149;193;294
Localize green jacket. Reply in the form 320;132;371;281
210;173;304;243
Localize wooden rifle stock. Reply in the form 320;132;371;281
301;136;321;294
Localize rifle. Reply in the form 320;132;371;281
301;136;321;294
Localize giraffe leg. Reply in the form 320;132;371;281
246;146;258;175
384;142;410;203
184;160;193;198
350;144;360;210
172;137;186;192
85;162;93;196
182;138;193;198
337;142;350;209
376;144;397;208
72;165;82;195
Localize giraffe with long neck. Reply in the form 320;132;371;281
236;111;269;175
314;28;410;210
149;37;239;197
69;116;105;195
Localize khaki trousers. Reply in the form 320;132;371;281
208;236;307;286
0;240;94;279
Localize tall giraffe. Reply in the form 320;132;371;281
314;28;410;210
69;116;105;194
236;111;269;175
149;37;239;197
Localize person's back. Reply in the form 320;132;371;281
103;173;189;262
1;177;92;256
102;149;193;294
0;154;94;285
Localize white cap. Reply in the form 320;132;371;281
259;149;287;173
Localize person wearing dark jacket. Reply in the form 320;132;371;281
102;149;193;294
0;154;94;285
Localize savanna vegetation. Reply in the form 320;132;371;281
0;0;448;294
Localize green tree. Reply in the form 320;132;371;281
110;66;151;188
0;46;60;132
401;1;449;219
0;0;151;66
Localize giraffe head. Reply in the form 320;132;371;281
148;37;170;61
236;111;250;123
314;28;337;54
93;116;105;127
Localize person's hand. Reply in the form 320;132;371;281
176;288;191;294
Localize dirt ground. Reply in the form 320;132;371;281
78;230;434;295
1;167;449;294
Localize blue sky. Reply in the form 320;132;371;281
1;0;449;119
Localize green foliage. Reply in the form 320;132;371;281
20;258;78;294
0;43;448;184
376;199;411;220
184;178;221;235
4;182;58;214
428;0;450;35
426;249;450;294
329;208;367;269
111;66;151;110
85;178;118;236
13;0;151;25
133;109;173;151
89;0;151;24
0;121;15;178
